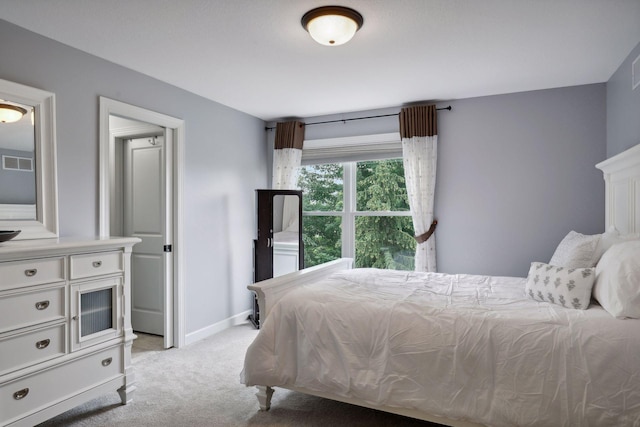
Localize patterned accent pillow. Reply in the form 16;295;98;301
549;230;601;268
525;262;595;310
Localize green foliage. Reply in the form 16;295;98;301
355;160;414;270
299;159;416;270
355;216;415;270
302;216;342;268
298;164;344;267
356;160;409;211
298;164;343;212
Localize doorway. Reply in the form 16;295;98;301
99;97;185;349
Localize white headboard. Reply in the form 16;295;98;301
596;144;640;236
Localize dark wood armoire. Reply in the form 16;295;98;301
249;189;303;328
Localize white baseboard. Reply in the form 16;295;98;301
184;309;252;346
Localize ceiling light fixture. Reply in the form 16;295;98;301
0;103;27;123
301;6;364;46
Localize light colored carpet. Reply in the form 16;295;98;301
36;323;439;426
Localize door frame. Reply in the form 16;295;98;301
98;96;185;348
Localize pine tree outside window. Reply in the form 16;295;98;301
298;158;416;270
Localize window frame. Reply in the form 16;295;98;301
300;159;413;263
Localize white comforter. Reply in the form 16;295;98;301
241;268;640;426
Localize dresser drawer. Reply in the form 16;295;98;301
0;345;122;424
0;324;66;376
0;285;66;333
70;251;123;280
0;257;65;291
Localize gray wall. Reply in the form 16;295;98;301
0;20;267;336
607;40;640;158
277;84;606;277
0;148;35;204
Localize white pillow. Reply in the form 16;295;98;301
593;227;639;264
549;230;601;268
593;240;640;319
525;262;595;310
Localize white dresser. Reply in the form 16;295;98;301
0;237;140;427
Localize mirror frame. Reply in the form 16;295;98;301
0;78;58;239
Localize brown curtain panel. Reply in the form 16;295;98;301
275;121;305;150
399;105;437;138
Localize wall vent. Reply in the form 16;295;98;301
2;155;33;171
634;54;640;90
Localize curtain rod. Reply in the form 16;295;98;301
264;105;452;131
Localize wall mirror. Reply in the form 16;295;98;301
0;78;58;239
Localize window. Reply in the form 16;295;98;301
2;155;33;171
298;158;415;270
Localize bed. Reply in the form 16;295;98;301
242;144;640;426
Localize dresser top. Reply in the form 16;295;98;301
0;236;141;260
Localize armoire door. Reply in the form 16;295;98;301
254;190;274;282
251;189;303;328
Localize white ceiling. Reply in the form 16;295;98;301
1;0;639;122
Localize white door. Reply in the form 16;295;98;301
124;135;170;343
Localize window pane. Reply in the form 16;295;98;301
303;216;342;268
355;216;415;270
356;159;409;211
298;163;343;212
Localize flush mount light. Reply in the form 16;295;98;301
0;103;27;123
301;6;364;46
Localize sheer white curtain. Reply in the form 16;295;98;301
273;148;302;189
400;105;438;272
272;121;304;189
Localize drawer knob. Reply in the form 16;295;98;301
92;261;103;268
101;357;113;367
24;268;38;277
36;339;51;349
35;300;50;310
13;388;29;400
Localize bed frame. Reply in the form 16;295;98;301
596;143;640;237
247;143;640;426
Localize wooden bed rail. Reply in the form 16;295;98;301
248;258;353;320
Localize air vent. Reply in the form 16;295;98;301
634;54;640;90
2;155;33;171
